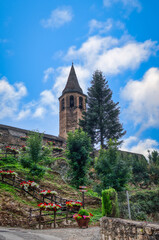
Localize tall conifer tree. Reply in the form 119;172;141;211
79;70;126;147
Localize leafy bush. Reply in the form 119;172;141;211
95;140;131;192
130;203;147;221
118;189;159;221
0;155;17;164
130;189;159;215
20;156;32;168
28;164;45;180
102;188;119;217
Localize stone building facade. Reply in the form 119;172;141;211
59;64;86;139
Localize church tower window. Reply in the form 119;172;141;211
61;98;65;110
79;97;83;109
70;95;74;108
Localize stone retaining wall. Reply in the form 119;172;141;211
0;124;64;150
100;217;159;240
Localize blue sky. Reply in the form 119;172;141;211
0;0;159;157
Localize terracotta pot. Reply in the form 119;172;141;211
76;218;90;228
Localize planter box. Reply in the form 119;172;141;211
1;174;15;179
40;208;56;212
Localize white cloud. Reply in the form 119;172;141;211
120;136;159;158
89;19;113;34
40;90;58;113
95;40;157;74
89;19;125;34
0;75;59;121
17;109;31;120
121;67;159;132
41;7;73;29
103;0;142;13
43;67;54;82
33;107;46;118
23;90;59;119
52;35;158;99
0;77;27;119
66;36;158;75
66;35;119;69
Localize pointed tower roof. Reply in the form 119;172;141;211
62;63;83;95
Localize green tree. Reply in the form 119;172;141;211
148;150;159;166
79;70;125;147
66;129;92;188
95;140;131;192
20;131;46;180
148;150;159;185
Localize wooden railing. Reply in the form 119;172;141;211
0;175;71;206
28;208;74;229
0;175;78;229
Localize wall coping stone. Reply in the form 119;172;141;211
100;217;159;229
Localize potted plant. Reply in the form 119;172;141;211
21;145;28;151
38;203;61;211
0;170;17;179
20;181;39;191
28;180;39;190
20;181;30;191
5;146;12;153
39;190;57;196
5;146;19;154
11;148;19;154
73;209;93;228
20;136;28;141
66;200;82;211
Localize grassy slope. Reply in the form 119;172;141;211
0;157;102;228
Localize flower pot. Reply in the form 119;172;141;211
76;218;90;228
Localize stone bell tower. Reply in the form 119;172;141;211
59;64;86;139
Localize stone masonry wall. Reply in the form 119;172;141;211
100;217;159;240
0;124;64;150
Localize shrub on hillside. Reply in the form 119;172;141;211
20;131;46;180
102;188;119;217
95;139;131;193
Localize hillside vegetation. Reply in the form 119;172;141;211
1;131;159;228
